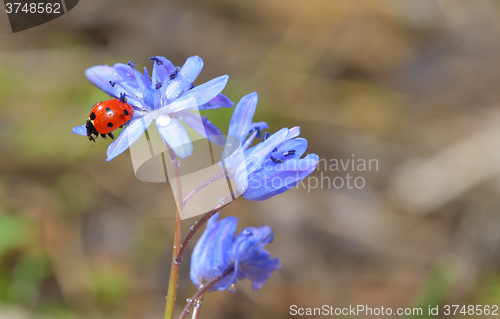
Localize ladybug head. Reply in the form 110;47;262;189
86;119;98;142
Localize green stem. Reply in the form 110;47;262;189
164;146;184;319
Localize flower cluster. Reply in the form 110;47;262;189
74;56;319;317
190;213;280;291
73;56;233;161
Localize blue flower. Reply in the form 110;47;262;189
224;93;319;201
190;213;280;292
72;56;233;161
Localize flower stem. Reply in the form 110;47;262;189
177;269;233;319
190;294;204;319
164;147;184;319
181;170;225;207
174;199;234;265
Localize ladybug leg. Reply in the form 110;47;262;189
108;132;115;139
119;93;127;103
101;134;107;140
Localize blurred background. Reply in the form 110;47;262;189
2;0;500;318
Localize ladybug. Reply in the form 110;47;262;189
86;93;134;142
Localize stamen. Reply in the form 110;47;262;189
270;156;283;163
155;83;162;89
170;66;180;80
253;127;262;139
149;57;163;65
109;81;116;87
283;150;296;157
127;61;136;68
119;93;127;103
261;131;270;142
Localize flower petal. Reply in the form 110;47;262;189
114;63;148;91
106;117;153;161
198;93;234;110
164;56;203;103
155;116;193;159
223;226;278;290
288;126;301;139
190;213;238;291
244;128;289;175
72;125;87;136
176;111;225;146
151;56;177;87
167;75;229;113
243;153;319;201
265;138;308;164
249;122;269;133
85;65;119;97
239;250;281;290
228;92;258;143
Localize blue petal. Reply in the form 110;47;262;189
249;122;269;133
288;126;301;139
198;93;234;110
239;250;281;290
223;225;277;290
243;153;319;201
190;214;238;290
232;226;274;257
85;65;119;97
176;111;225;146
106;118;153;161
151;56;177;87
265;138;308;164
244;128;289;175
155;116;193;159
228;93;258;143
164;56;203;103
72;125;86;136
167;75;229;113
114;63;149;91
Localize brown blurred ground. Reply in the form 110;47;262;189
1;0;500;318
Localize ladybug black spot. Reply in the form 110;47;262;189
107;122;114;128
124;109;129;116
90;112;96;120
106;107;112;114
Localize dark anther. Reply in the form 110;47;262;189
123;109;129;116
283;150;296;157
170;67;180;80
127;61;136;68
272;147;278;152
270;156;283;163
253;127;262;139
149;57;163;65
109;81;116;87
261;131;270;142
107;122;114;128
119;93;127;103
155;83;162;89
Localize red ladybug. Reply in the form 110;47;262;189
86;94;134;142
